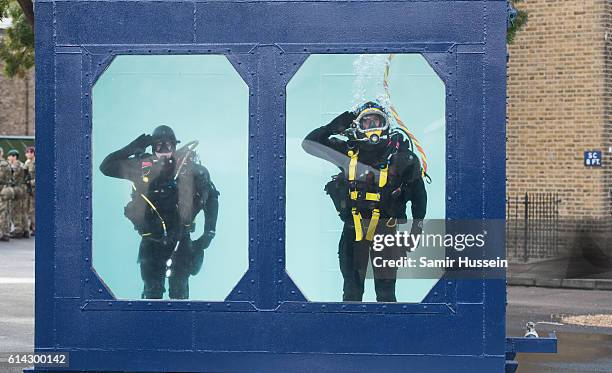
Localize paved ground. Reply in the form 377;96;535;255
507;286;612;372
0;238;34;373
0;238;34;353
1;240;611;372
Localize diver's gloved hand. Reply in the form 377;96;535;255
190;231;215;276
405;220;424;253
326;111;357;134
193;230;215;251
126;134;153;153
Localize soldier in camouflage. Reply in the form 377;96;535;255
7;149;30;238
0;148;13;241
25;147;35;235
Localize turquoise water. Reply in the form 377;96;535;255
286;54;446;302
92;55;249;300
91;53;445;303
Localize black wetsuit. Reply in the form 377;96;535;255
303;111;427;302
100;141;219;299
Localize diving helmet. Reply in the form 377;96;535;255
351;101;390;145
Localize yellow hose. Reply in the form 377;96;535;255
383;54;429;177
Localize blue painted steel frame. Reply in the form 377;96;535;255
34;0;510;372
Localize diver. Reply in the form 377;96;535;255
100;125;219;299
302;102;427;302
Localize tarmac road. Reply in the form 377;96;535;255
0;238;33;354
0;238;34;373
1;239;611;372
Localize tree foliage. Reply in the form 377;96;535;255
508;0;529;44
0;0;34;78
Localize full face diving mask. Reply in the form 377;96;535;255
352;108;390;144
154;140;176;159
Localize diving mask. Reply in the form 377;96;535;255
352;107;390;144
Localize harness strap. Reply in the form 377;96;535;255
351;207;364;241
379;166;388;188
348;150;358;181
347;150;389;241
365;192;380;201
132;183;168;238
365;208;381;241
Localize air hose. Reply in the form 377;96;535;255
383;54;430;179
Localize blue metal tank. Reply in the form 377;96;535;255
31;0;555;372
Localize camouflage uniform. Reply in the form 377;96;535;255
0;159;13;240
10;160;29;237
25;158;35;232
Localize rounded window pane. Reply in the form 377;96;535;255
286;54;446;302
92;55;248;301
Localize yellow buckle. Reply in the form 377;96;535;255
365;192;380;201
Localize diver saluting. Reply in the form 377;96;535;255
100;125;219;299
302;102;427;302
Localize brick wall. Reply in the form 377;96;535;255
604;0;612;223
0;60;34;136
507;0;610;220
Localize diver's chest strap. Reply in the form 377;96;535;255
347;150;388;241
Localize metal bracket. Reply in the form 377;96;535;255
505;333;558;373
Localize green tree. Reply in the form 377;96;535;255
508;0;528;44
0;0;34;78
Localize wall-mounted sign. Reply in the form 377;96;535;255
584;150;603;167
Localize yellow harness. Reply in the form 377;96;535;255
347;150;388;241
